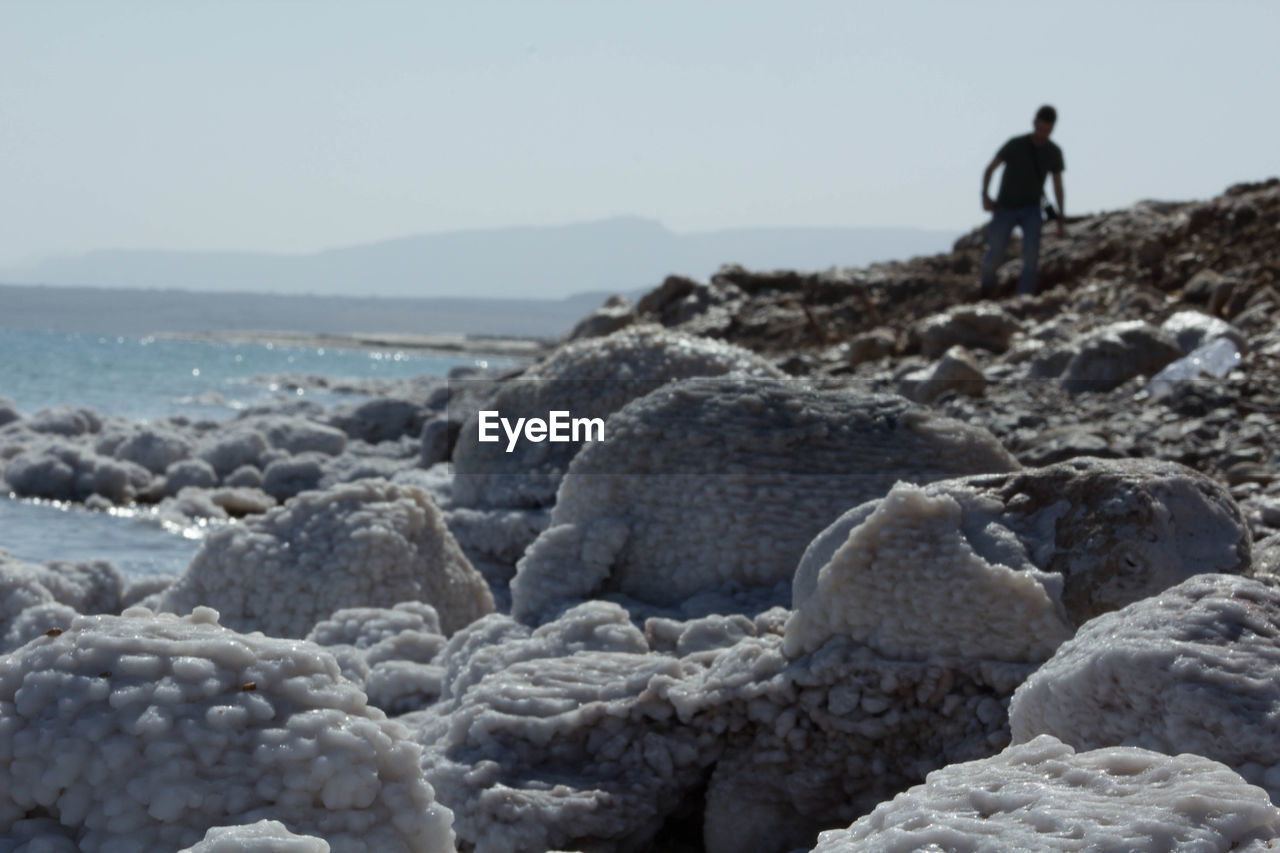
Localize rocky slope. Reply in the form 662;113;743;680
571;177;1280;549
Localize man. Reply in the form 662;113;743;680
980;105;1065;297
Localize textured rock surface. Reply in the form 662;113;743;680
451;325;785;509
1058;320;1184;392
810;735;1280;853
178;820;331;852
898;345;987;404
408;602;697;853
511;377;1019;622
156;479;493;638
786;457;1251;663
783;481;1073;663
912;304;1021;358
1010;574;1280;800
0;608;455;853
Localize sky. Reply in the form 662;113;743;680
2;0;1277;267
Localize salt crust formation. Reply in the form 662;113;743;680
784;481;1073;663
401;599;1034;853
304;603;448;715
810;734;1280;853
510;377;1020;622
178;820;330;852
451;325;785;510
0;401;443;524
155;479;493;638
1010;573;1280;800
0;552;128;652
0;608;455;853
785;456;1251;662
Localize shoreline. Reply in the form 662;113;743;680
153;328;553;360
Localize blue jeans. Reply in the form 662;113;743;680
980;205;1042;297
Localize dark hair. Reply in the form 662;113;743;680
1036;105;1057;123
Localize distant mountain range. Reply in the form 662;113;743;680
0;217;959;300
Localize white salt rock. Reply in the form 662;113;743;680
156;479;492;637
811;735;1280;852
784;481;1073;663
511;378;1018;622
1010;574;1280;799
0;608;456;853
452;325;785;509
178;819;330;852
784;457;1249;662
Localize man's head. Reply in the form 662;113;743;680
1032;104;1057;143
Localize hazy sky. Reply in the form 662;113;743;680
2;1;1276;265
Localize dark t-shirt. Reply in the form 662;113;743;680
995;134;1064;209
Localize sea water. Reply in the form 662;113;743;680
0;327;497;577
0;328;497;421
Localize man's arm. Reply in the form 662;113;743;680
982;157;1002;212
1052;171;1065;236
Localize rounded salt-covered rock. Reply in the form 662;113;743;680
409;601;712;853
250;415;348;457
0;395;20;428
1161;308;1246;354
810;734;1280;853
178;819;330;852
262;454;326;501
1059;320;1183;392
784;457;1251;662
4;441;151;504
1010;574;1280;799
113;425;194;474
451;325;785;509
305;603;447;711
27;405;103;437
197;428;268;477
330;398;428;444
784;481;1073;663
510;377;1019;622
155;479;493;638
163;458;219;494
911;303;1021;359
0;608;455;853
223;464;264;489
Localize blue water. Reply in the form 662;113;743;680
0;328;501;422
0;497;203;578
0;327;498;579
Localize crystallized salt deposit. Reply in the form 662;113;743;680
156;479;492;638
666;632;1033;853
451;325;785;509
304;603;448;714
0;607;455;853
1;552;130;652
403;599;1032;853
1010;573;1280;799
783;481;1073;662
409;601;709;853
783;457;1249;662
510;377;1019;622
810;735;1280;852
178;819;330;852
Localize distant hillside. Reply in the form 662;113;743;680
0;217;958;299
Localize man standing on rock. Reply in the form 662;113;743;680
980;104;1066;298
